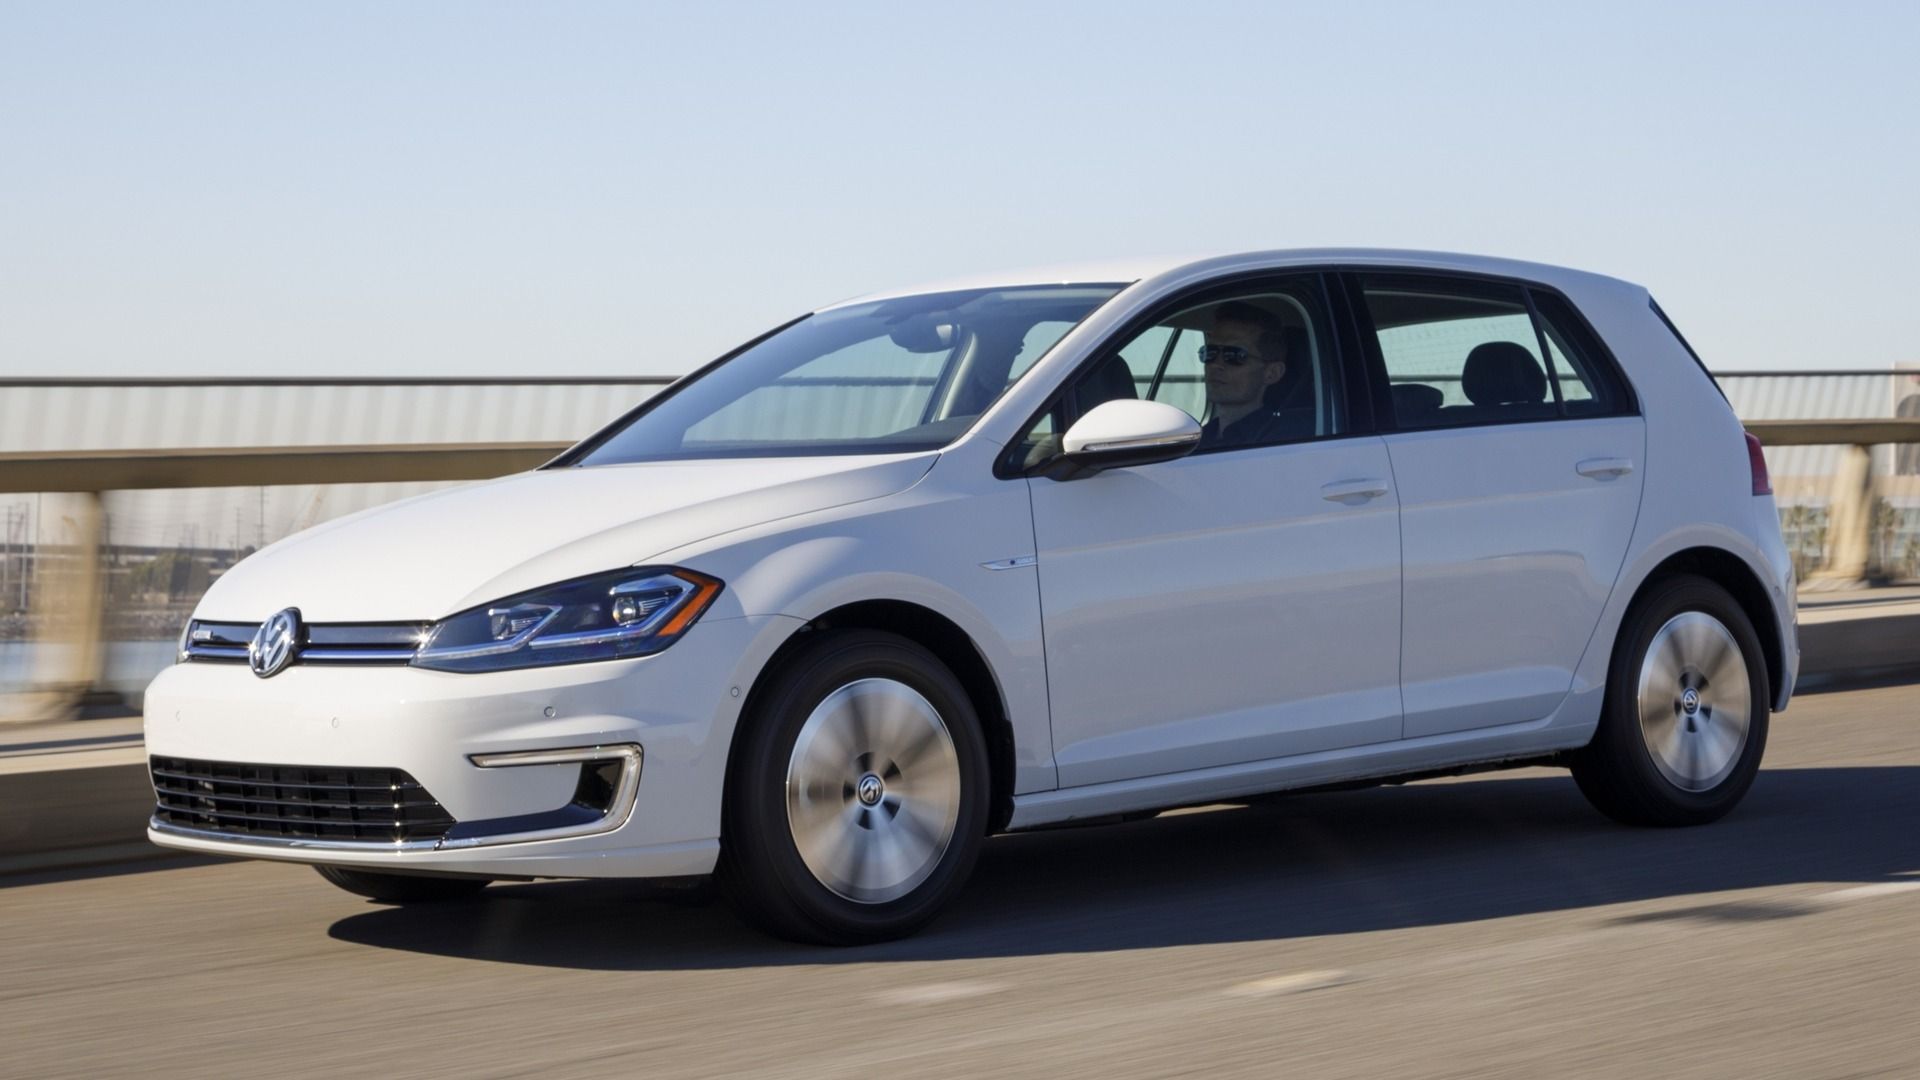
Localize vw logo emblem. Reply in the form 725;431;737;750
249;607;302;679
856;773;884;807
1681;688;1701;715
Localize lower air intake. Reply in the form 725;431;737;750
150;756;455;843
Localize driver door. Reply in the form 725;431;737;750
1021;275;1405;788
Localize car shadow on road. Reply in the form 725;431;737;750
328;765;1920;970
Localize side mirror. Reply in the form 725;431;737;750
1035;399;1202;481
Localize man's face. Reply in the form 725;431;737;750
1203;318;1286;409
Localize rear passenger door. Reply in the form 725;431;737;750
1346;273;1646;738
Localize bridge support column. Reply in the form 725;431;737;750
1807;442;1876;590
4;493;106;724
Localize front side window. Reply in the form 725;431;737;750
1359;274;1628;429
1012;276;1345;469
576;284;1123;464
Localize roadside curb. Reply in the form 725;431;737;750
0;760;156;875
1796;610;1920;690
0;842;176;878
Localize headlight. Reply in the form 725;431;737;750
413;567;723;673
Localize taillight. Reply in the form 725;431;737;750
1745;431;1771;496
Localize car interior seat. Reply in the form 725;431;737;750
1390;382;1445;424
1458;341;1554;421
1263;326;1314;411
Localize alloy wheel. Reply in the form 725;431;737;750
783;677;962;903
1635;611;1753;793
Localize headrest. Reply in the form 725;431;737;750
1462;342;1547;406
1391;382;1444;419
1263;326;1312;409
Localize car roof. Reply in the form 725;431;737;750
820;248;1642;310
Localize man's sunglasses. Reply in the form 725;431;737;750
1197;344;1260;367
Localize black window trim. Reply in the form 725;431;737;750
993;268;1378;480
1528;286;1639;417
1335;267;1641;436
1522;287;1568;412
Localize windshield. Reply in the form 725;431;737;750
573;284;1124;464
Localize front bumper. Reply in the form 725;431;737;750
142;613;802;878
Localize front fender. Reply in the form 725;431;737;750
657;457;1057;794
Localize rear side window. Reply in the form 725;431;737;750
1356;274;1630;429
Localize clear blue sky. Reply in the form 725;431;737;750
2;1;1914;377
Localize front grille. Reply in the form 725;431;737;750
151;756;456;843
182;620;427;665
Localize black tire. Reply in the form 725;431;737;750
1572;574;1771;826
314;865;491;903
718;629;991;945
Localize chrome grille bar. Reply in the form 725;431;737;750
148;767;426;794
181;620;428;666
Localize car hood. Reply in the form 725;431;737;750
196;454;937;622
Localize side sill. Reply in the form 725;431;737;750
1007;723;1586;830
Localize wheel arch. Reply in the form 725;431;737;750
724;599;1019;835
1621;546;1786;708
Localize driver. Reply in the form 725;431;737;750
1198;301;1295;448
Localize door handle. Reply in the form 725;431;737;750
1576;457;1635;480
1321;478;1391;503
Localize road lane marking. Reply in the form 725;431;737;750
872;981;1005;1005
1223;970;1353;997
1157;803;1241;818
0;746;147;774
1817;881;1920;903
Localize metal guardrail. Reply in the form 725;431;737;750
0;442;571;494
1743;419;1920;447
0;376;677;388
3;421;1914;494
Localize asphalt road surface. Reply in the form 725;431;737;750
5;678;1919;1080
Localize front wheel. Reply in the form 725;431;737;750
718;630;990;945
1572;574;1771;826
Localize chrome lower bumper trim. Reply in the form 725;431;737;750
447;743;644;849
149;818;447;853
148;743;643;854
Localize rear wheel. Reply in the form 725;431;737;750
1572;574;1770;826
719;630;990;945
314;865;490;903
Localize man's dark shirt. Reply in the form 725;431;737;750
1199;407;1313;449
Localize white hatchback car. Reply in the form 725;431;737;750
146;249;1798;943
